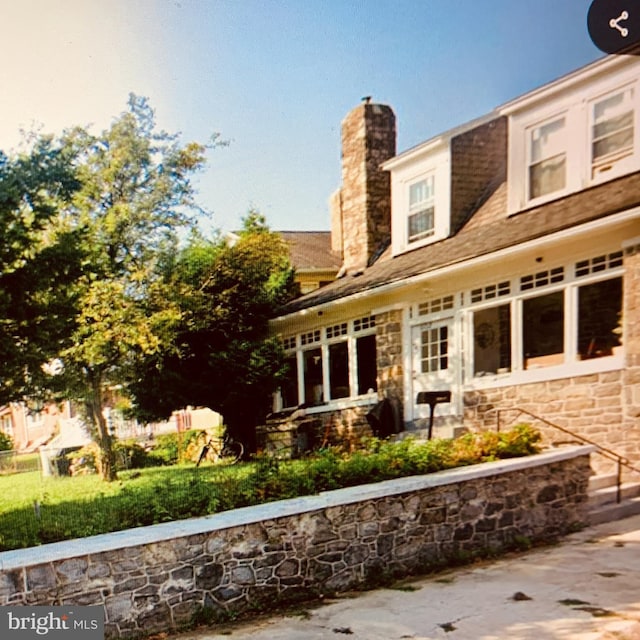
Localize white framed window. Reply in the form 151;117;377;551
408;175;435;243
527;115;567;201
468;251;624;381
279;315;378;409
590;86;635;180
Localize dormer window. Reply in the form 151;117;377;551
528;116;567;200
408;175;435;243
507;63;639;214
591;86;635;180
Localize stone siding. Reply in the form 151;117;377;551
0;448;591;639
463;371;637;475
376;309;404;406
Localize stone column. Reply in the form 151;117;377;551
339;100;396;273
376;309;404;427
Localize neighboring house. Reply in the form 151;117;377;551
0;402;69;451
226;230;341;296
265;55;640;473
279;231;342;294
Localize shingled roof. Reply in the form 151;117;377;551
279;231;342;271
276;171;640;317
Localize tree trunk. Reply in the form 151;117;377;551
87;373;118;482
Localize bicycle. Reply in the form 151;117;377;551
195;431;244;466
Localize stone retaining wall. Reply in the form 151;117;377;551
0;446;592;639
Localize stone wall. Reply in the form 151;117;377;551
0;447;592;639
256;404;374;456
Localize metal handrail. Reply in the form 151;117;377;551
495;407;640;504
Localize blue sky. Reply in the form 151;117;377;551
0;0;601;232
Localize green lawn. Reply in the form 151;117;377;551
0;425;542;552
0;462;258;551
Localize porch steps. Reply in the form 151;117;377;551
588;473;640;525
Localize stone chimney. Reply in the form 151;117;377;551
330;99;396;273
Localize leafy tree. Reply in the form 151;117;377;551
59;95;211;481
0;137;84;404
128;211;297;452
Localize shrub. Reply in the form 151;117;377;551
148;429;206;465
0;431;14;452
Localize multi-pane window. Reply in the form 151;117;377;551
282;316;377;408
520;267;564;291
418;295;454;316
408;175;435;242
591;87;635;178
470;250;624;378
420;325;448;373
528;116;567;200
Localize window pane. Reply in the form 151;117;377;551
421;325;448;373
592;126;634;161
523;291;564;367
408;206;434;241
356;334;377;395
303;348;323;405
578;277;622;359
329;341;349;399
531;118;566;162
409;176;434;206
473;304;511;376
529;154;566;199
281;355;299;408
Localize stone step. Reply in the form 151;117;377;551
587;473;640;525
588;481;640;508
588;473;619;492
588;495;640;526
